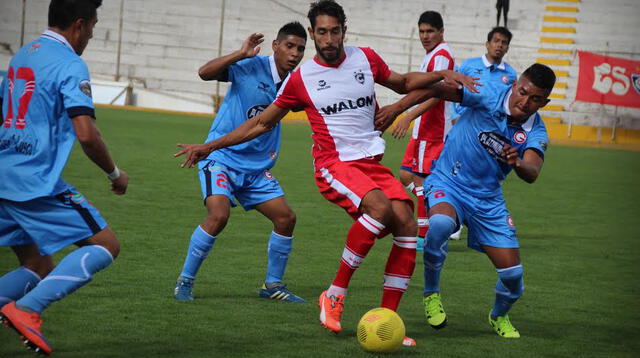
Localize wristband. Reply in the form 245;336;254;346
107;166;121;180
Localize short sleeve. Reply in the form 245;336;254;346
60;60;94;118
458;60;472;76
432;54;452;71
226;56;257;83
523;117;549;159
273;70;305;109
360;47;391;83
460;85;492;110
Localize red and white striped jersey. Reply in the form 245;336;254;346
412;41;455;142
274;46;391;168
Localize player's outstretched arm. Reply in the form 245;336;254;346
380;70;480;95
501;146;544;183
72;115;129;195
175;104;289;168
198;32;264;81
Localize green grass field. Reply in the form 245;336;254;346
1;107;639;357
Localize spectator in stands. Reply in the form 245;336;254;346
496;0;510;28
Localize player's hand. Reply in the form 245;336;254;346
391;115;411;139
240;33;264;58
440;70;481;93
501;144;519;167
175;143;213;168
374;104;402;132
110;169;128;195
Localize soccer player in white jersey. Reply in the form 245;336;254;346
174;0;478;347
0;0;128;354
389;11;455;246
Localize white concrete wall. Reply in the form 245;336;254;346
1;0;639;126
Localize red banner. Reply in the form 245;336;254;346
576;51;640;109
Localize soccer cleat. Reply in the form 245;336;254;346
416;237;425;252
174;276;194;301
449;228;462;240
423;293;447;329
318;290;344;334
489;312;520;338
259;284;306;303
402;336;417;347
0;302;52;355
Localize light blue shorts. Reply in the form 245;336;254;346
198;160;284;210
424;173;518;252
0;182;107;255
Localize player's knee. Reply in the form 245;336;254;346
496;264;524;299
204;211;230;233
426;214;457;241
272;210;296;234
362;195;393;225
23;255;54;278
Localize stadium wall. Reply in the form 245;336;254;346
1;0;639;147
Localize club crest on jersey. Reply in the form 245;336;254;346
247;104;268;119
506;215;515;228
632;73;640;96
501;75;509;83
317;80;331;91
79;80;92;98
513;130;527;143
264;170;274;179
354;70;365;84
27;43;41;54
478;131;508;163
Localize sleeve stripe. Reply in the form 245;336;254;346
67;106;95;119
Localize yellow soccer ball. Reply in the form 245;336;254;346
356;307;405;353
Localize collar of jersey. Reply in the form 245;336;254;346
425;41;446;55
482;54;506;70
268;55;285;85
313;52;347;68
41;29;75;52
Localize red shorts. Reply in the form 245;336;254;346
400;138;444;175
315;157;412;220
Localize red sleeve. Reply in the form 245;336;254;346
360;47;391;83
427;50;455;72
273;70;306;109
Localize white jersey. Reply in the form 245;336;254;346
274;46;392;168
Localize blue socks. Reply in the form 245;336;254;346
17;245;113;313
0;267;42;308
265;232;293;284
423;214;457;295
492;264;524;318
180;226;217;279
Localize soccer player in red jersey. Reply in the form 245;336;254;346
390;11;455;244
175;0;478;346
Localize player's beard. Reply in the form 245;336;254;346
316;42;343;64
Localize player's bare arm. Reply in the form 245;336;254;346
198;33;265;81
175;104;289;168
375;82;463;131
390;98;440;139
72;115;129;195
501;146;544;184
381;69;480;95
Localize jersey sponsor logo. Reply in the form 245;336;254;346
506;215;515;228
632;73;640;96
478;131;508;163
0;135;37;155
354;70;365;84
246;104;268;119
320;95;375;115
264;170;273;179
317;79;331;91
502;74;509;83
79;80;92;98
513;130;527;143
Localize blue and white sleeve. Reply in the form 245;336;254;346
60;60;95;118
523;117;549;159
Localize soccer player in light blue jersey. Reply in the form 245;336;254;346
448;26;517;240
173;23;307;303
376;63;555;338
0;0;128;354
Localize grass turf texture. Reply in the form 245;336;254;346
1;107;639;357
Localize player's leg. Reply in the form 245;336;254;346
175;194;230;300
253;196;304;303
400;171;428;244
484;246;522;338
0;244;53;308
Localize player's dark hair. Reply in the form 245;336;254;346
487;26;512;44
48;0;102;30
418;11;443;29
277;21;307;41
308;0;347;29
522;63;556;91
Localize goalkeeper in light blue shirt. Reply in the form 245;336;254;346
0;0;128;354
375;63;555;339
173;23;307;303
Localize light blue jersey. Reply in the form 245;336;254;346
206;55;284;173
0;30;94;202
432;83;549;198
451;55;517;120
